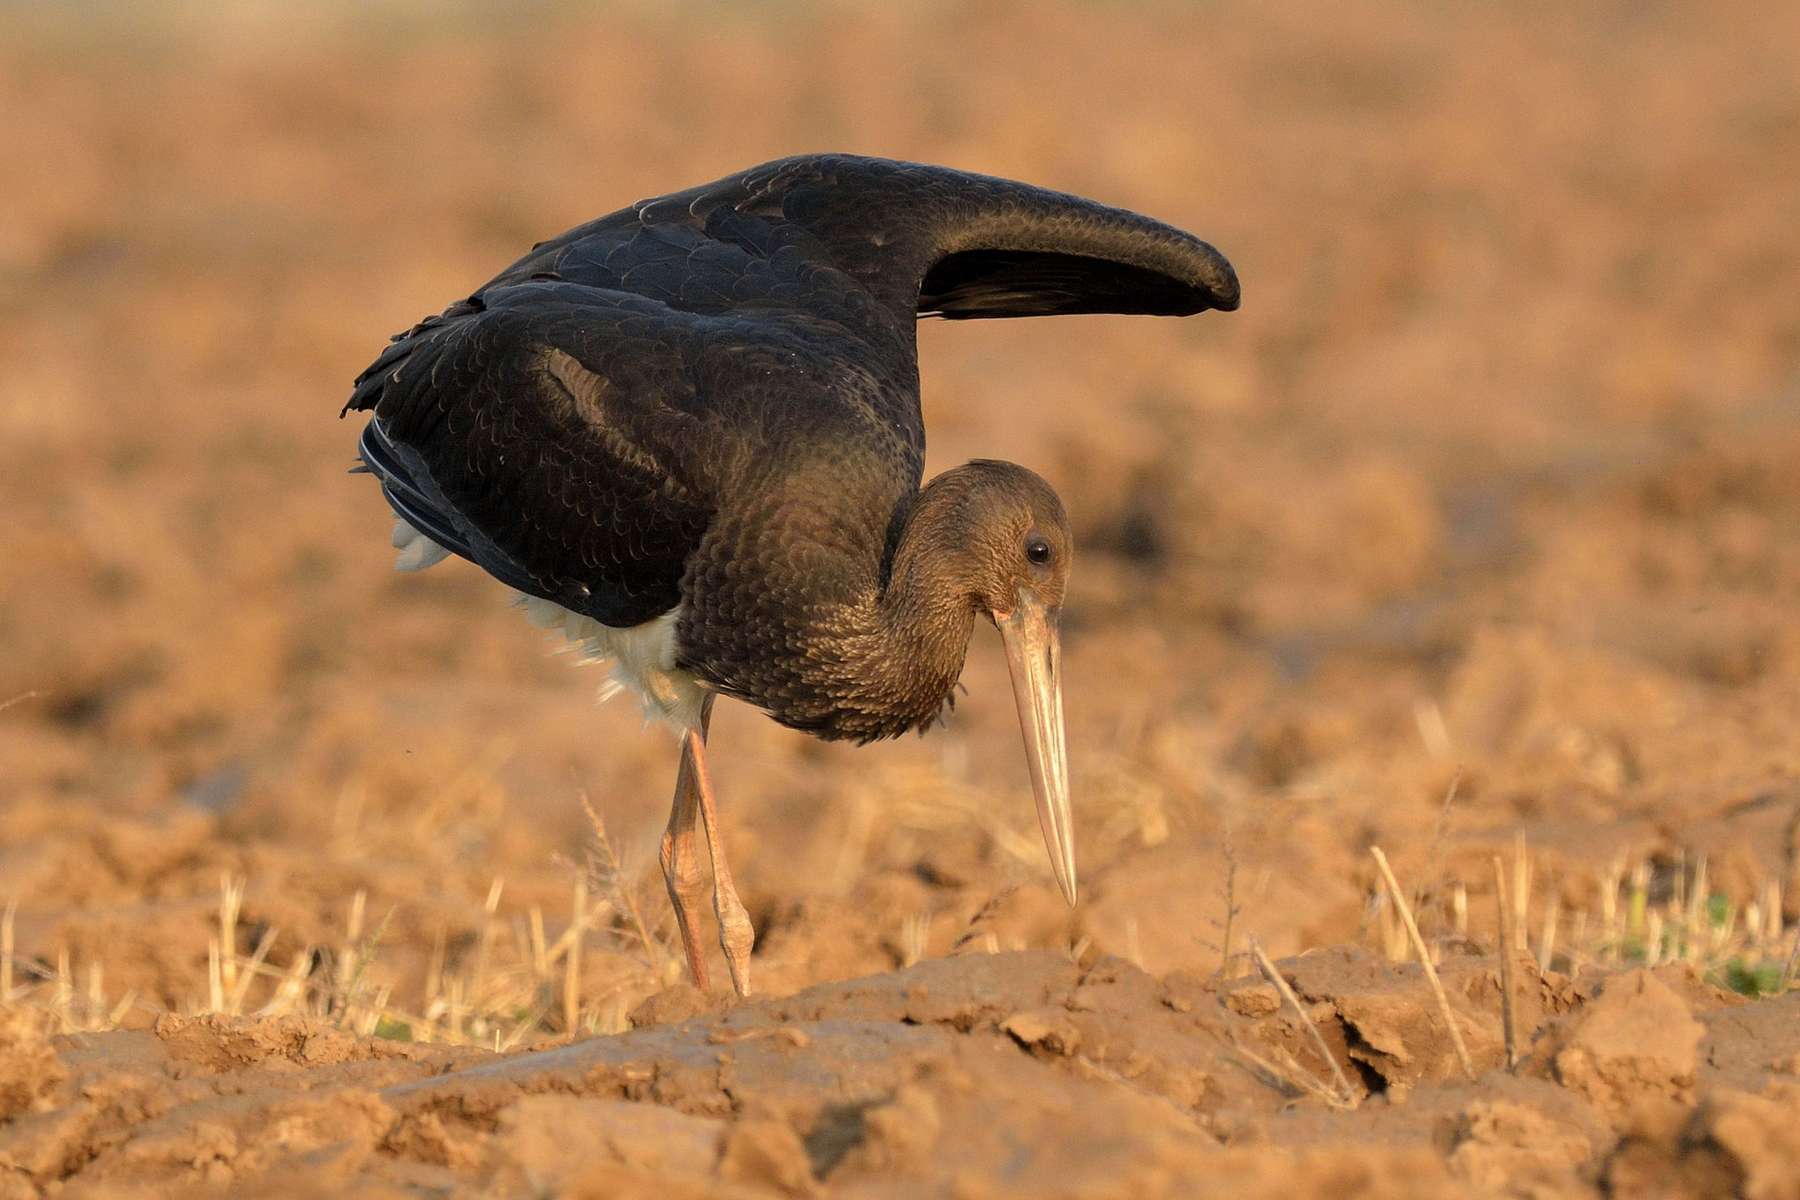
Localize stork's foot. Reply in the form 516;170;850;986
712;873;754;998
658;780;710;992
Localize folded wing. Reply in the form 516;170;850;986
346;286;721;626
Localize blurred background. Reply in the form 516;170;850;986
2;1;1797;1033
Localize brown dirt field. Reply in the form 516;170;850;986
3;2;1799;1196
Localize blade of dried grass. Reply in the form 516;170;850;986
579;792;662;967
1538;893;1560;970
899;911;930;968
1123;915;1144;971
2;897;15;1003
952;888;1014;953
218;874;244;998
1249;938;1358;1106
337;906;396;1028
227;925;279;1015
1227;1029;1358;1111
424;925;446;1008
474;877;503;995
1413;771;1463;922
1371;846;1477;1081
529;906;548;978
1215;833;1241;981
1511;835;1530;952
206;937;224;1013
1687;855;1710;950
1607;867;1628;939
257;947;311;1017
53;948;73;1032
84;961;104;1031
563;878;586;1034
1491;857;1518;1070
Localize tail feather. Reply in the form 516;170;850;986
391;519;451;572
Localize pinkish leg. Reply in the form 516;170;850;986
685;718;754;997
658;697;716;990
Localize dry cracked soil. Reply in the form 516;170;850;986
4;2;1800;1196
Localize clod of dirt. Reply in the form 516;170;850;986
10;950;1800;1198
719;1118;817;1196
1219;978;1280;1019
1550;969;1703;1117
630;984;737;1030
1694;985;1800;1104
488;1095;725;1193
1276;945;1513;1092
1002;1007;1083;1057
1447;1096;1593;1196
829;1083;941;1175
1603;1081;1800;1199
229;1089;396;1184
0;1008;67;1121
155;1012;442;1074
1160;1145;1469;1200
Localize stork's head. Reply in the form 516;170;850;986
910;460;1076;904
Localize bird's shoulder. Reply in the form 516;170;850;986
483;159;920;360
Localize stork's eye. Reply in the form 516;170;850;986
1025;536;1053;565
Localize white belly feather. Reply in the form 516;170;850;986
391;518;706;732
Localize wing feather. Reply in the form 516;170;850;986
490;154;1239;326
347;288;721;626
344;155;1238;627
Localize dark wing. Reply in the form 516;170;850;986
489;153;1240;327
347;286;730;627
345;154;1238;625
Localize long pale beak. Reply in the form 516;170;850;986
996;592;1076;905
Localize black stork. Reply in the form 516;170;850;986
344;154;1238;996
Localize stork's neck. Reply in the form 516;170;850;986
679;473;978;742
862;502;981;731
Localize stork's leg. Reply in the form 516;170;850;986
684;722;754;997
658;698;715;990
